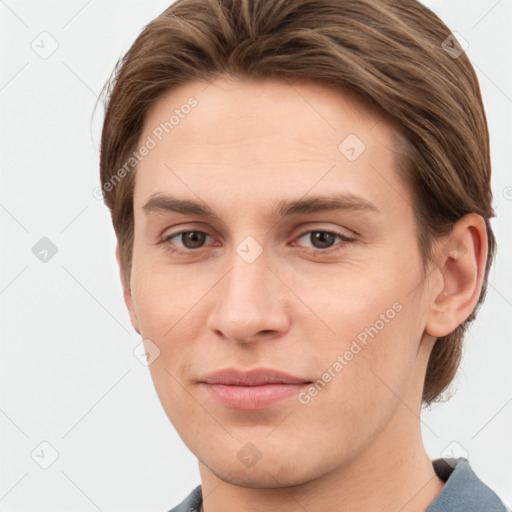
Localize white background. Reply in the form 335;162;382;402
1;1;511;510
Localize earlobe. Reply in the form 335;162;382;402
115;242;141;335
425;214;488;338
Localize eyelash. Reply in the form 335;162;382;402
161;229;355;256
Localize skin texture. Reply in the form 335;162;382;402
117;76;487;512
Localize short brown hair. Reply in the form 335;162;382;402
99;0;496;405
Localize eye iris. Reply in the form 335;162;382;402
311;231;336;249
182;231;206;248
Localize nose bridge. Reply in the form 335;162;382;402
208;244;287;342
224;230;271;293
223;246;273;315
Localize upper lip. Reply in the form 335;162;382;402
200;368;311;386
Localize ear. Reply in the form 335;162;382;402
425;214;488;338
116;242;141;335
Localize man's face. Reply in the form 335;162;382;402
125;77;436;487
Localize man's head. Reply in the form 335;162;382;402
99;0;495;487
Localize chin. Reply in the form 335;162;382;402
199;445;329;489
209;461;315;489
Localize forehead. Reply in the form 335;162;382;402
141;75;390;149
133;76;407;217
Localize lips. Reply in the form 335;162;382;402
199;368;312;410
201;367;310;386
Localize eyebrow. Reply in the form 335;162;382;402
141;192;380;219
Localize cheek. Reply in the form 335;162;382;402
130;257;208;338
130;263;202;389
299;266;423;413
298;306;420;459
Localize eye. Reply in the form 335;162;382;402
161;228;354;256
295;230;354;251
163;231;211;253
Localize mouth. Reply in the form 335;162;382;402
199;367;312;410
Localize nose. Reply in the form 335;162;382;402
206;247;290;344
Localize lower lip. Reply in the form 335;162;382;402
201;383;310;410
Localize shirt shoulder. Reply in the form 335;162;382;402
167;485;203;512
427;457;510;512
